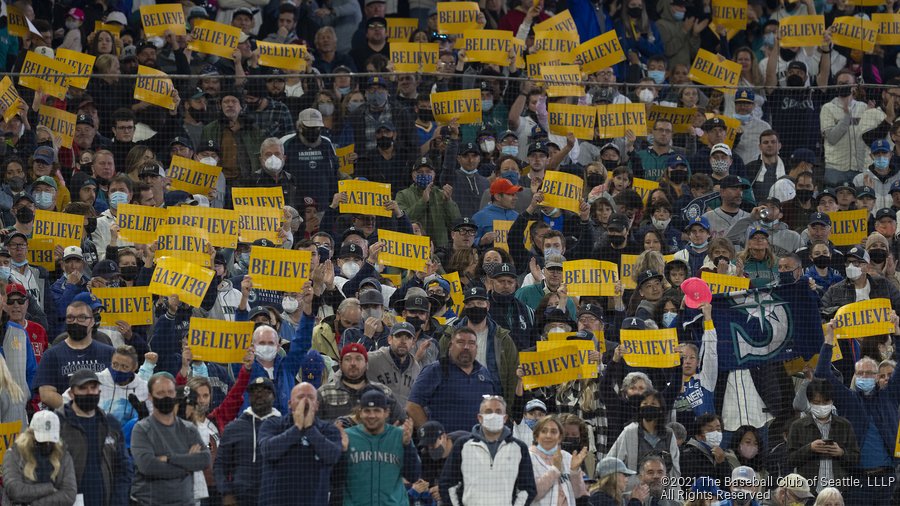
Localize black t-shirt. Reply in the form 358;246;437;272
78;414;106;505
34;340;114;394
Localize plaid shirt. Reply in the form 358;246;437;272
246;99;295;138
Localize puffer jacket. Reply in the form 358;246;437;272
2;444;77;506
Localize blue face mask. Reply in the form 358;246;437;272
33;192;54;210
662;311;677;328
763;32;776;46
501;171;520;186
109;191;129;209
524;418;538;429
238;252;250;266
415;173;433;188
0;266;10;280
734;113;752;123
648;70;666;84
501;145;518;157
109;368;134;385
11;259;27;268
482;99;494;112
191;362;209;378
691;240;708;249
672;10;685;20
536;444;559;456
856;377;876;393
874;156;890;171
337;86;352;95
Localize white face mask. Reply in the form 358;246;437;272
362;307;383;320
480;140;495;153
704;430;723;447
200;156;218;166
255;344;278;362
638;88;655;103
341;261;361;278
480;413;505;432
808;402;833;419
652;217;671;230
845;264;863;280
282;297;299;314
264;154;284;173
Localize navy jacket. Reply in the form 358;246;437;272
214;409;280;502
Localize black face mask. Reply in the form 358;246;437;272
152;395;177;414
301;127;321;141
778;271;796;285
95;176;110;187
560;437;581;454
463;306;488;324
812;255;831;269
627;6;643;18
7;176;26;192
37;441;55;455
669;170;688;184
869;249;888;264
713;255;730;267
780;48;797;61
602;159;619;170
73;393;100;412
418;110;434;122
120;265;139;281
406;316;425;332
786;74;805;87
608;235;627;248
836;86;853;98
625;393;643;405
376;137;394;150
67;323;89;341
250;396;274;417
586;174;606;188
15;206;34;224
85;217;97;235
639;405;663;422
796;189;814;203
190;107;213;124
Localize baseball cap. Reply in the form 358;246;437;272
67;8;85;21
298;108;325;127
375;120;395;132
413;156;435;171
73;292;104;311
490;263;517;279
607;213;631;231
339;243;364;259
33;175;58;190
815;188;837;203
577;303;604;320
105;11;128;25
5;282;25;297
525;399;547;413
702;117;727;131
360;389;387;408
62;246;83;261
747;226;769;239
198;138;220;154
668;154;689;168
187;6;209;20
170;135;194;150
636;270;663;287
789;148;816;166
871;139;891;154
76;114;94;127
734;88;755;103
490;178;523;195
718;174;749;189
596;457;636;478
5;232;27;245
769;178;796;203
459;142;480;156
417;421;445;448
252;238;276;247
247;376;276;393
680;277;712;309
891;180;900;195
857;186;876;199
452;217;477;232
300;350;326;387
710;143;732;157
847;246;869;263
787;60;808;73
875;208;897;221
683;215;711;232
544;254;565;269
366;15;387;26
366;76;388;89
92;260;120;280
731;465;756;484
778;474;814;499
139;163;165;178
233;7;255;17
621;317;646;330
396;290;430;312
528;141;549;155
340;343;368;361
33;146;55;165
808;212;831;226
359;289;384;307
390;322;416;337
31;411;60;443
498;130;517;142
463;286;489;302
69;369;100;388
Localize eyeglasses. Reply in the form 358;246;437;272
66;315;92;323
454;229;476;236
7;243;26;250
6;298;26;305
482;395;502;400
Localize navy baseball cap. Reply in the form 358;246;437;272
871;139;891;154
809;212;831;226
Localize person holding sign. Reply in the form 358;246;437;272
816;316;900;505
822;246;900;318
472;177;521;245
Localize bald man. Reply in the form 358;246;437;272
258;383;343;506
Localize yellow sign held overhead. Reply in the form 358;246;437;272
387;18;419;41
701;271;750;294
548;103;596;140
833;298;894;339
830;16;878;53
257;42;308;72
430;89;482;125
140;3;187;37
620;254;639;290
149;256;214;308
33;210;83;249
540;170;584;214
189;19;241;59
232;187;285;209
169;206;239;249
873;14;900;46
167;155;221;195
537;340;599;379
519;345;584;390
631;178;660;204
0;76;23;123
379;230;431;272
37;106;76;149
711;0;747;31
576;30;626;75
541;64;584;98
437;2;482;35
548;330;606;353
689;49;741;93
134;66;177;110
188;318;255;363
390;42;439;72
248;246;312;293
533;29;579;63
778;15;825;47
562;260;618;297
28;238;55;270
648;105;698;134
493;220;513;251
533;9;577;32
19;51;72;100
117;204;170;245
620;328;680;368
6;5;29;37
156;224;211;267
93;286;154;326
597;103;647;138
54;49;95;90
338;180;392;217
459;30;517;66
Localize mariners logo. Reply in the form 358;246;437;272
728;289;793;365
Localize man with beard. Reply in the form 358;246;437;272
632;120;683;181
366;322;423;408
746;129;785;202
765;37;830;162
316;343;404;423
408;326;502;432
434;218;477;267
179;88;212;151
283;109;340;207
201;90;265;183
391;289;443;367
703;174;750;240
215;377;282;506
56;369;130;506
626;455;680;505
241;78;294;139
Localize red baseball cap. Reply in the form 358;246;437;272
490;178;523;195
680;277;712;309
340;343;368;362
5;282;26;297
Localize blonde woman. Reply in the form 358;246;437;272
813;487;844;506
1;411;77;506
0;352;27;428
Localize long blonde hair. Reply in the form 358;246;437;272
0;353;25;403
14;430;65;482
589;472;620;498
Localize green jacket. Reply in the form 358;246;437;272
201;119;266;182
514;282;578;317
395;184;462;248
438;319;519;404
343;424;421;506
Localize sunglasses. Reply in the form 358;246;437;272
6;298;26;305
